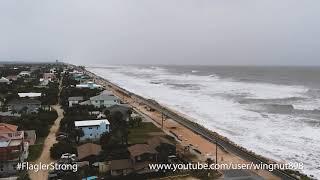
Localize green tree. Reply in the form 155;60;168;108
74;128;84;143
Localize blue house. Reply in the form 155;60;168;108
74;119;110;141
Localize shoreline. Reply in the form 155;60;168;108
82;67;302;180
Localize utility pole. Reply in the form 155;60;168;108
215;140;218;164
161;112;164;129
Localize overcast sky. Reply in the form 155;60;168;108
0;0;319;66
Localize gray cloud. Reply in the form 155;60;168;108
0;0;319;65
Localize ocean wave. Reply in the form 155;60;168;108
87;66;320;178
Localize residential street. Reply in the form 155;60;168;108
28;105;64;180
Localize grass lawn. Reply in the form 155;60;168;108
27;137;45;161
128;122;162;144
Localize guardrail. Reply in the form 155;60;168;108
85;69;299;180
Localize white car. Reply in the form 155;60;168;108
61;153;76;159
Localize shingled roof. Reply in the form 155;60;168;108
147;136;174;149
128;144;157;157
110;159;133;170
77;143;101;160
0;123;18;134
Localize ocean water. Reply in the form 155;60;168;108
87;65;320;178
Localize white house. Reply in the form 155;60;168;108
18;93;42;98
68;96;84;107
76;81;103;89
17;71;31;78
80;93;120;108
39;78;49;86
0;77;11;84
74;119;110;141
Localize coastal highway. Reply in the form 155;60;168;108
84;69;299;180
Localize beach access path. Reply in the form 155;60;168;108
29;77;64;180
28;105;64;180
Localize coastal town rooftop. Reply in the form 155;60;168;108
18;92;42;98
74;119;110;127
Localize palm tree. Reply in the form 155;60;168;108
134;116;142;127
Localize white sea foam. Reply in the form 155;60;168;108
88;66;320;178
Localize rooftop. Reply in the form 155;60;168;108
110;159;133;170
0;77;10;83
8;99;41;105
75;119;110;127
77;143;101;160
19;71;31;75
90;93;118;101
128;144;157;157
68;96;84;101
18;92;42;98
0;111;21;117
0;123;18;133
147;136;174;149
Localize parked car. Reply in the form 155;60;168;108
56;134;67;141
61;153;76;159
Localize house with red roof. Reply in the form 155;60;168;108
0;123;29;177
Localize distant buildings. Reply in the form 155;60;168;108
39;78;49;86
5;75;18;81
80;92;120;108
17;71;31;78
68;96;84;107
0;123;29;176
43;73;55;81
74;119;110;141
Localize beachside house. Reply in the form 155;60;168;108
7;99;41;114
0;123;29;177
105;104;132;121
18;92;42;98
77;143;101;163
80;92;120;108
43;73;55;81
110;159;133;176
74;119;110;141
68;96;84;107
147;137;176;162
39;78;49;86
109;136;176;176
5;75;18;82
0;111;21;121
76;81;103;89
0;77;11;84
